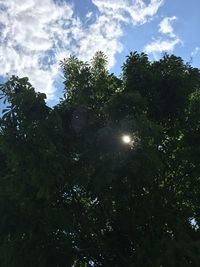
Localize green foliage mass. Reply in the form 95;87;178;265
1;51;200;266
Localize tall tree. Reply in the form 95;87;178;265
1;52;200;266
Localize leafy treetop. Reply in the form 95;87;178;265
1;52;200;267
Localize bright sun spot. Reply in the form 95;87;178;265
122;135;131;144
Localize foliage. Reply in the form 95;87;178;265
1;52;200;266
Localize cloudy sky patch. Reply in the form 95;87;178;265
0;0;199;101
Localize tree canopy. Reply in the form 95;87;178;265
1;51;200;266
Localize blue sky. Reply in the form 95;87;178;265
0;0;199;105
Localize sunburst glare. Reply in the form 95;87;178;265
122;135;131;144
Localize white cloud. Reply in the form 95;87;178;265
145;38;180;53
0;0;74;99
86;11;93;20
0;0;164;99
144;15;181;57
92;0;164;24
191;46;199;57
159;16;177;37
127;0;164;24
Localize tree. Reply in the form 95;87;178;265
1;52;200;266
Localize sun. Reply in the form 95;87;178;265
122;135;131;144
